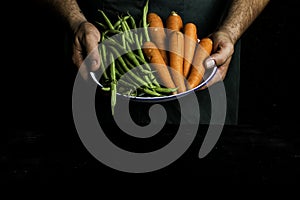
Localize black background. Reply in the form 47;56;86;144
1;0;300;184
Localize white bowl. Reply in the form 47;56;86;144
91;66;217;103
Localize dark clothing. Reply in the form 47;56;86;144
78;0;231;38
78;0;240;125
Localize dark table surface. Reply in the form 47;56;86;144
1;122;300;184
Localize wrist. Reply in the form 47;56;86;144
69;14;88;33
71;19;89;34
215;28;238;44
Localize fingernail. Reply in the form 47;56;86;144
204;57;216;69
91;60;99;71
92;60;97;66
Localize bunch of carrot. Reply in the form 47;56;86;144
146;11;213;93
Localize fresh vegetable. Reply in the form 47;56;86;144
168;30;186;93
108;45;150;88
147;12;168;65
142;0;150;42
98;10;115;30
94;0;214;113
109;53;117;115
183;22;198;78
186;37;213;89
142;41;177;93
165;11;185;93
166;11;183;32
96;1;179;102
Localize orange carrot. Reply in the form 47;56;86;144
166;11;183;32
183;22;198;78
165;11;185;93
186;37;213;89
147;12;168;65
168;30;186;93
142;41;177;93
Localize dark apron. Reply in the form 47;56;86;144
78;0;240;125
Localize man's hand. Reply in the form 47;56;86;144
200;0;270;89
201;31;234;89
72;21;101;79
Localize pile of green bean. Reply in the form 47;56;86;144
95;0;177;114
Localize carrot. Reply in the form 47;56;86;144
166;11;183;32
165;11;185;93
142;41;177;93
183;22;198;78
168;30;186;93
147;12;169;65
186;37;213;89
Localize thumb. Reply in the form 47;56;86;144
85;36;101;72
80;22;101;72
85;45;101;72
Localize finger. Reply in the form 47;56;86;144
72;45;88;80
210;42;234;67
72;44;83;68
204;56;217;69
86;46;101;72
84;32;101;72
200;58;231;90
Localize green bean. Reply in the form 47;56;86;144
117;79;136;89
106;34;158;88
104;29;122;35
118;72;139;89
115;68;123;79
125;43;144;68
115;60;126;75
123;56;150;75
118;18;134;44
128;89;137;97
142;0;150;42
121;33;126;49
122;18;131;30
133;33;144;59
98;34;108;80
98;10;115;30
109;46;149;87
115;62;136;85
95;21;107;30
98;43;109;80
134;54;151;71
132;33;160;87
113;15;130;29
95;1;183;99
128;15;137;29
123;57;136;70
115;59;156;95
116;67;140;95
109;53;117;115
116;73;142;98
154;87;178;94
142;88;163;97
104;37;127;53
100;31;106;42
139;32;143;46
123;57;154;89
118;41;152;76
122;18;135;42
134;54;160;87
101;87;111;92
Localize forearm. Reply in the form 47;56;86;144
218;0;270;44
45;0;87;32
